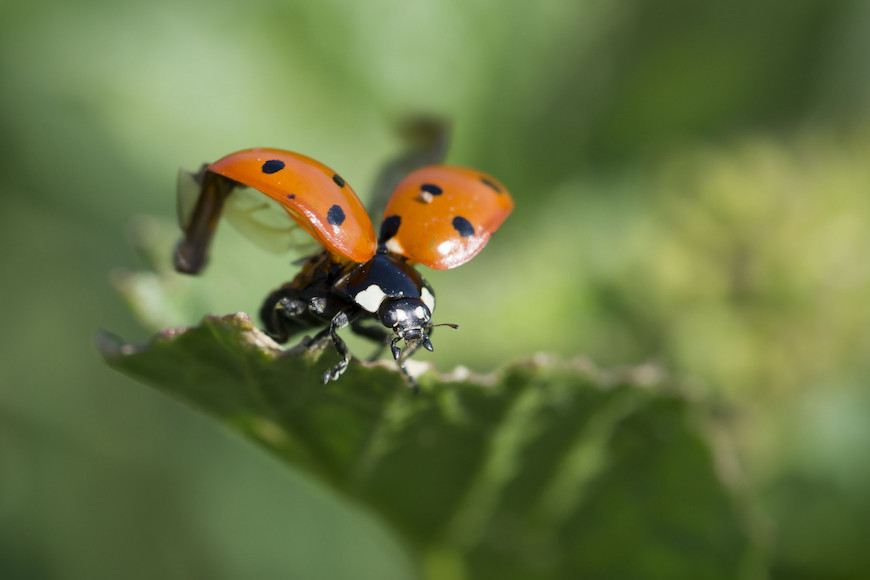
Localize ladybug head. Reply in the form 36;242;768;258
378;298;434;358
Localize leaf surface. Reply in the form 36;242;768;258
98;314;760;580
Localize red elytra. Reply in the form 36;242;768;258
208;148;378;264
379;165;514;270
207;148;513;269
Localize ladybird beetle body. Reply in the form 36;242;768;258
175;145;513;390
258;250;437;383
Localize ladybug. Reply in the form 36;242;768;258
173;146;513;390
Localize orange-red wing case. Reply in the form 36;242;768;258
208;148;377;263
379;165;513;270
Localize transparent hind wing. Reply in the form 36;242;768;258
366;117;450;218
174;165;318;275
207;148;377;263
221;186;320;254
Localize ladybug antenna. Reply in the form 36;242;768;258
428;323;459;330
419;323;458;353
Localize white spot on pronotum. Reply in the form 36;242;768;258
385;237;405;255
354;284;386;313
415;306;426;318
421;287;435;313
395;309;407;321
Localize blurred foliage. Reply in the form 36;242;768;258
99;314;762;580
2;0;870;578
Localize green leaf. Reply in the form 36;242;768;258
97;314;761;580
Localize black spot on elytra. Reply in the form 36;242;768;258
452;216;474;238
332;174;345;187
262;160;285;174
421;184;443;195
380;215;401;241
327;204;345;226
480;177;502;193
286;194;296;200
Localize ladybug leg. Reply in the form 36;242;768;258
398;365;419;395
391;347;420;395
387;336;427;395
259;287;309;343
350;321;392;361
322;310;356;384
305;325;331;349
392;325;439;394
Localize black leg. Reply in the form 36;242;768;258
260;287;310;343
322;310;354;384
350;321;392;362
395;359;420;395
388;331;434;395
304;326;331;349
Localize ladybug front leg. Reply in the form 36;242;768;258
350;320;392;361
321;310;357;384
394;358;420;395
386;336;427;395
389;326;439;394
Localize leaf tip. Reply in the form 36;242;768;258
94;328;127;358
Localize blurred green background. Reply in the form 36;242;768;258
2;0;869;578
